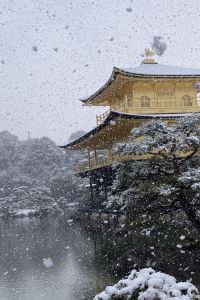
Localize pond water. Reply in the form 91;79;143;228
0;216;117;300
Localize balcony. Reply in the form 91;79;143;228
96;109;110;125
75;149;197;174
75;153;152;174
95;97;200;125
96;103;126;125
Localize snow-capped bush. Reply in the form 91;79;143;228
94;268;200;300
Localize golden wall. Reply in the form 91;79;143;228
109;79;200;114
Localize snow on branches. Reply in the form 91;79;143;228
122;114;200;164
94;268;200;300
110;114;200;232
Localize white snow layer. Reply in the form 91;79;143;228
94;268;200;300
15;209;36;216
111;111;194;118
120;64;200;76
80;64;200;102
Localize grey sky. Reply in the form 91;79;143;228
1;0;200;144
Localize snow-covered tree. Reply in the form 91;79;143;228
0;131;86;216
110;114;200;232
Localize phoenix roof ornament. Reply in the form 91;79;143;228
141;48;157;64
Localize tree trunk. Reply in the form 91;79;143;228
179;191;200;232
172;157;180;176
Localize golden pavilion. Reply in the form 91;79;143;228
62;50;200;178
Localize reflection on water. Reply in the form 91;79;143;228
0;217;116;300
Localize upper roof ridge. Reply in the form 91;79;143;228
119;63;200;76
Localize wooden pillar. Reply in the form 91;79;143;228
152;82;156;108
96;115;99;125
108;147;113;164
94;149;97;160
89;176;94;204
173;82;177;107
88;150;90;168
94;149;97;167
124;94;128;112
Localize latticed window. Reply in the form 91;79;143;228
182;95;192;106
197;92;200;106
127;98;132;107
140;96;150;107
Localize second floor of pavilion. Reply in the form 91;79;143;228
81;55;200;123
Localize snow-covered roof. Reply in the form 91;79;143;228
61;111;194;150
81;63;200;104
119;63;200;76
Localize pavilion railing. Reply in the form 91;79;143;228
75;153;152;174
96;97;200;125
75;149;197;174
96;103;126;125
